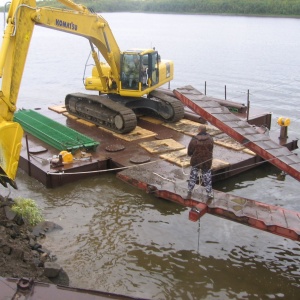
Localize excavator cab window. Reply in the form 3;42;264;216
149;52;159;86
141;55;149;88
121;54;141;90
120;52;160;91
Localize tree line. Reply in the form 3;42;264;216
4;0;300;17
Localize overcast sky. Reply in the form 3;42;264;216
0;1;8;8
0;0;44;6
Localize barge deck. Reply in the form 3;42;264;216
14;86;299;241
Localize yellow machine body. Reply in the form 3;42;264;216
85;49;174;97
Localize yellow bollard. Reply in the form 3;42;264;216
277;117;290;140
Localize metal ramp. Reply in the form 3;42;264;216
14;109;99;152
117;168;300;241
174;85;300;182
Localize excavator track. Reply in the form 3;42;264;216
109;90;185;123
65;93;137;134
148;90;185;122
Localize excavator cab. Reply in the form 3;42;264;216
120;50;159;91
85;48;173;97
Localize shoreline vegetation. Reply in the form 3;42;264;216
1;0;300;17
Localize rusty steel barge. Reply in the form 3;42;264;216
13;86;300;241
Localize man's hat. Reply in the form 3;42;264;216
198;125;206;133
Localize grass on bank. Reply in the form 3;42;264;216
12;198;44;226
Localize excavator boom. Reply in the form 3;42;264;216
0;0;36;188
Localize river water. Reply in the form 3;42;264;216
1;12;300;299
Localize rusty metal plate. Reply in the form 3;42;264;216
129;155;151;164
105;144;125;152
112;126;156;141
139;139;185;154
155;133;173;140
29;146;48;154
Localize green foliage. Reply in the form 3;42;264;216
12;198;44;226
36;0;300;16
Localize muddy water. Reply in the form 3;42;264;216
1;13;300;299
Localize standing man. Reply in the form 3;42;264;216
187;125;214;199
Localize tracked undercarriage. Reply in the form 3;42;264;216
66;93;137;134
65;90;184;134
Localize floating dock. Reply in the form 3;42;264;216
117;168;300;242
15;86;299;241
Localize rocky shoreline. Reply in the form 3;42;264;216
0;194;68;285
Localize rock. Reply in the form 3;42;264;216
48;268;70;286
40;252;48;263
37;246;50;255
43;262;62;278
0;201;66;285
1;244;11;255
3;206;23;226
0;226;5;235
29;238;36;248
32;221;63;237
11;248;24;260
32;256;43;267
31;250;39;257
4;206;16;220
32;243;42;251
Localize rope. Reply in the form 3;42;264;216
47;158;159;175
45;149;283;184
10;124;290;187
152;172;175;183
182;154;279;180
197;218;201;254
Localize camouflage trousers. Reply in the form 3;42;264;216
188;166;212;194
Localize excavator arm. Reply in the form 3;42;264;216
0;0;126;188
0;0;36;188
0;0;122;188
31;1;122;91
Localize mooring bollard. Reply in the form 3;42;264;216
277;117;290;140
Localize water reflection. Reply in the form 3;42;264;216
6;164;299;299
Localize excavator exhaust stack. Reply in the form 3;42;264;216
0;120;23;189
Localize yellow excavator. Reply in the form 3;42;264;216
0;0;184;188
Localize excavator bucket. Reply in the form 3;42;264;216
0;120;23;189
